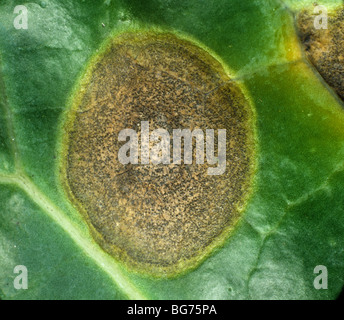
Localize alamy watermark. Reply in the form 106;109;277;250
314;5;328;30
10;263;330;291
11;4;329;32
13;265;28;290
313;265;328;290
118;121;226;176
13;5;28;30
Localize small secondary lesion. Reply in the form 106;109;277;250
297;7;344;102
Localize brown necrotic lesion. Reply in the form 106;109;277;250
298;7;344;101
63;32;255;276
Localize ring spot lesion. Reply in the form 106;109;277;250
61;31;256;277
297;7;344;102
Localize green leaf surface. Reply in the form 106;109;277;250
1;0;344;299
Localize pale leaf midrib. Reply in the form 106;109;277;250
0;173;146;300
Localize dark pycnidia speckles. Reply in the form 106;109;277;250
63;32;255;276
